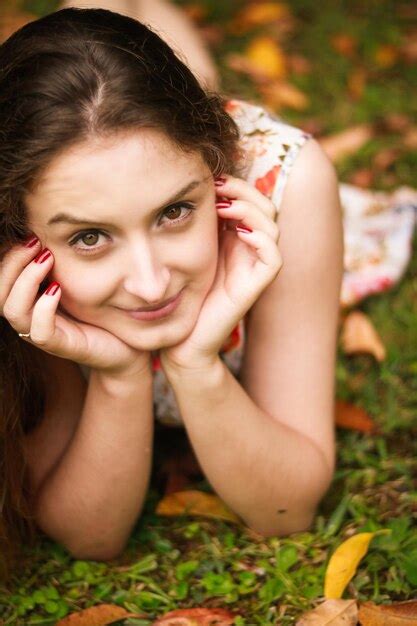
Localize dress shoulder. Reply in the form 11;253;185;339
224;98;312;212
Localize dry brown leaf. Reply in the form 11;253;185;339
318;125;374;162
156;490;241;524
330;34;358;58
152;607;238;625
296;599;358;625
359;600;417;625
341;311;386;361
347;67;367;100
260;80;309;111
335;400;375;433
56;604;144;626
373;147;400;171
245;36;288;80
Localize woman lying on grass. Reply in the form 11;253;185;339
0;7;343;575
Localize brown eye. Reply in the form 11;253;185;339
165;206;182;220
82;232;99;246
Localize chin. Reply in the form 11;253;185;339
114;316;196;352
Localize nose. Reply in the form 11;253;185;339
122;239;171;305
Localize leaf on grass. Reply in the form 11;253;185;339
318;125;374;162
358;600;417;625
330;34;358;58
232;2;291;32
296;599;358;625
155;490;241;524
374;44;400;68
259;81;309;111
335;400;375;433
347;67;367;100
56;604;144;626
341;311;386;362
244;36;288;80
324;531;388;599
152;607;238;625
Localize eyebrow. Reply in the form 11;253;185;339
47;179;205;227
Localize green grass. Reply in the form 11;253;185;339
1;0;416;623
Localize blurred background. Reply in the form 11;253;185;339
0;0;416;190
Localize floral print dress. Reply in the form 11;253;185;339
79;99;417;427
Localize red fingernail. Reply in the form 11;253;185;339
214;176;226;186
34;249;52;263
24;235;39;248
236;224;253;233
45;281;60;296
216;201;232;208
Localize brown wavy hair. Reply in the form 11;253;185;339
0;7;242;581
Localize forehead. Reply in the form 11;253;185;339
27;129;206;210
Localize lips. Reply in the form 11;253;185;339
122;290;182;313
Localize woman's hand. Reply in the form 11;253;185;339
0;239;150;377
159;175;283;372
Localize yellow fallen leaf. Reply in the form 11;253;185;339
245;36;287;80
324;531;389;599
296;599;358;625
318;125;374;162
359;600;417;625
341;311;386;362
156;490;241;524
56;604;144;626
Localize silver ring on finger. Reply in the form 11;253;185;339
18;332;31;338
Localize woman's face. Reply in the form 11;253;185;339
25;129;219;352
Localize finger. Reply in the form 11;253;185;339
2;248;54;333
216;200;280;242
215;175;278;220
0;236;42;315
235;226;283;274
29;281;62;346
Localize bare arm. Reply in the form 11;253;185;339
162;140;343;536
30;363;154;560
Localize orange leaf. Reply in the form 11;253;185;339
335;400;375;433
341;311;386;361
374;44;400;68
153;607;238;625
318;125;374;162
233;2;290;31
56;604;144;626
296;599;358;625
347;67;367;100
260;80;309;111
359;600;417;625
255;165;281;196
245;36;287;80
156;490;241;524
330;34;358;58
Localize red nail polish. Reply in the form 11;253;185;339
214;176;226;186
236;224;253;234
45;281;60;296
34;249;51;264
23;235;39;248
216;201;232;208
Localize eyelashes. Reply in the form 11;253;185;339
68;202;197;254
